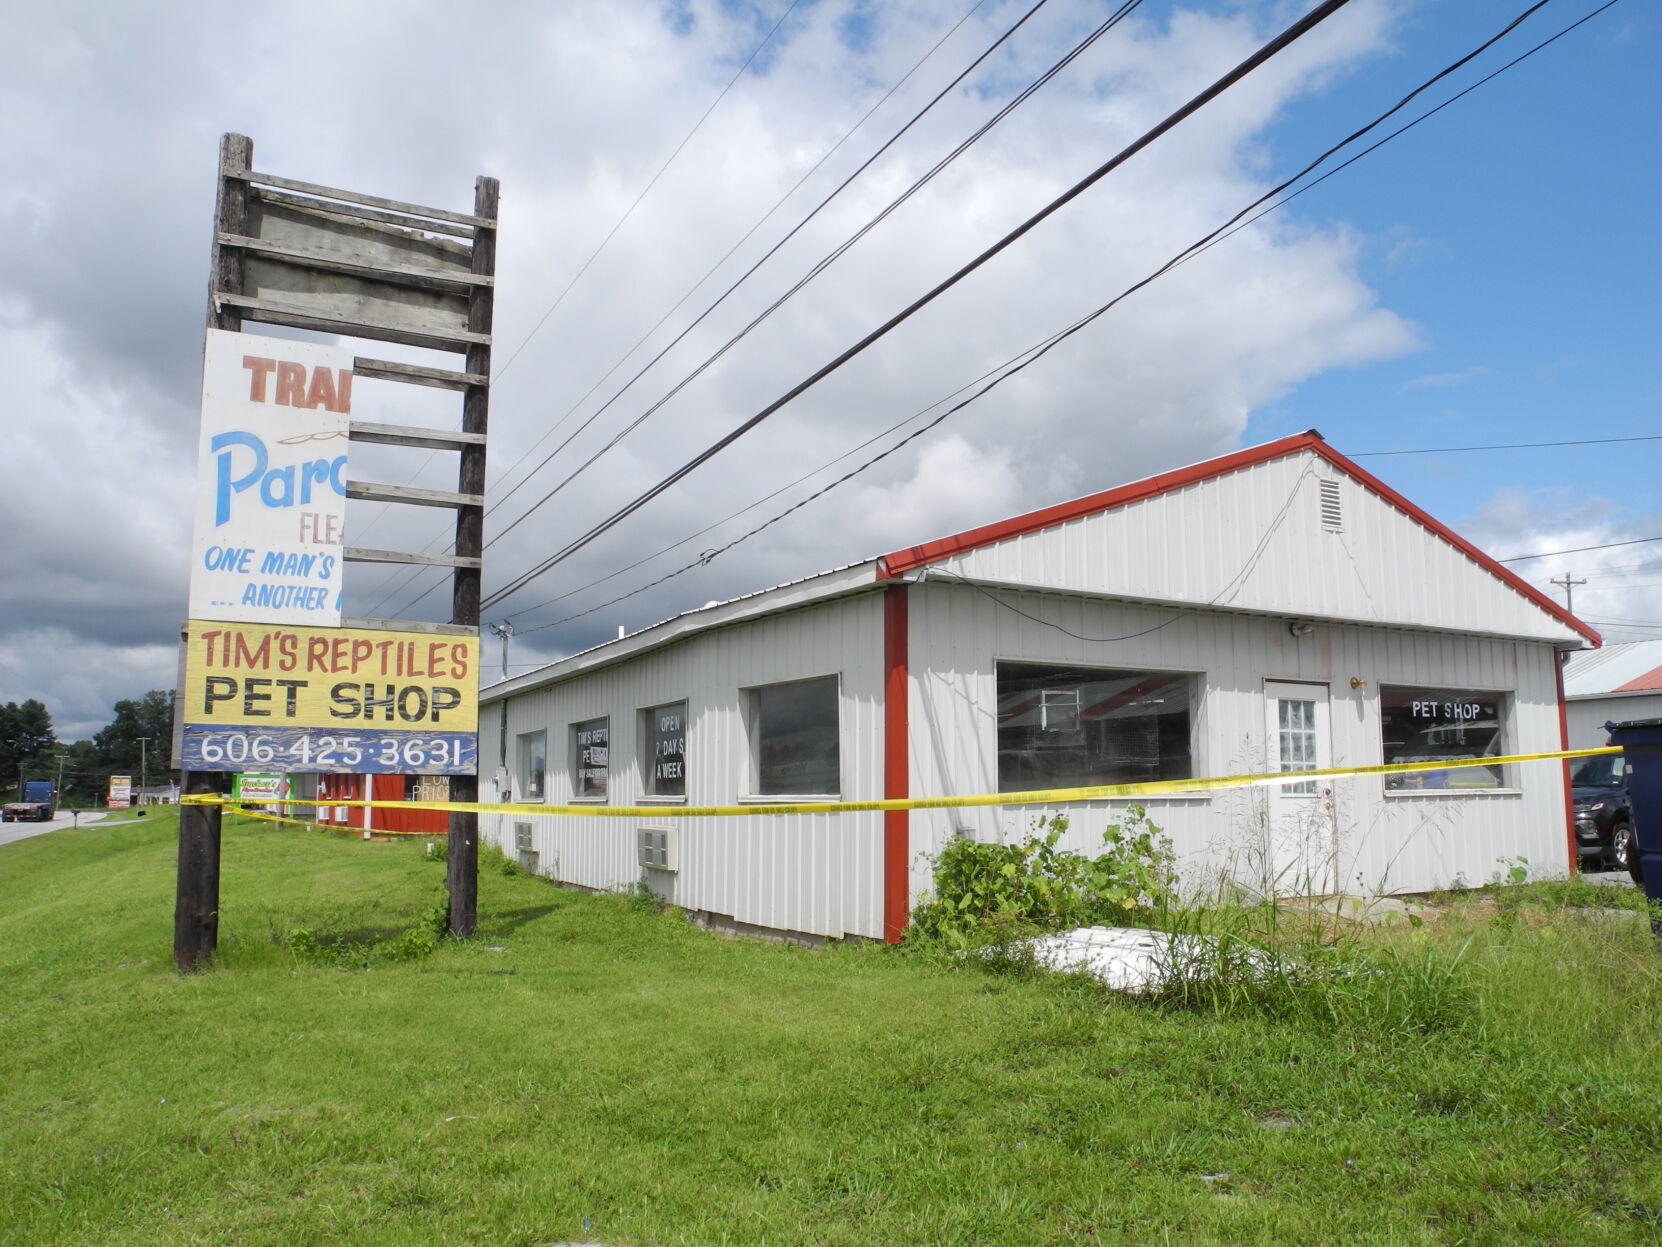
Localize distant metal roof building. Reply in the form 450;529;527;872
1564;639;1662;697
1563;639;1662;747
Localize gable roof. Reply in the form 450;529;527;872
877;430;1599;648
489;432;1598;700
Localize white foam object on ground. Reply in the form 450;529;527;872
1022;926;1188;993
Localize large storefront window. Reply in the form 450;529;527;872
997;662;1192;792
751;677;839;796
572;717;609;801
1380;686;1506;790
517;730;546;801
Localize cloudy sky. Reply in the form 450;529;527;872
1;0;1656;740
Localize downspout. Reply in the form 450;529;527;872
882;579;910;943
1556;652;1577;877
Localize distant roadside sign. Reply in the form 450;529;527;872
109;776;132;808
178;619;479;775
188;329;352;627
232;773;287;802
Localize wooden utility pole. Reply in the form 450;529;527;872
1551;572;1586;615
175;133;248;972
447;174;498;938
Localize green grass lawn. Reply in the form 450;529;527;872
0;811;1657;1246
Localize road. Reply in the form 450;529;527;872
0;808;120;849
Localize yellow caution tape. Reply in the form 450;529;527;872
186;745;1619;820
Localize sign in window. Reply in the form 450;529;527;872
1380;687;1505;790
646;702;687;798
572;717;609;800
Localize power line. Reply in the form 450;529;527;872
1351;434;1659;456
477;0;1360;614
504;0;1604;639
372;0;1043;616
483;0;1140;550
1498;537;1662;563
350;0;804;565
485;0;1043;520
359;0;992;616
1146;0;1618;283
496;0;807;383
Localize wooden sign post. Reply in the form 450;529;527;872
175;134;497;969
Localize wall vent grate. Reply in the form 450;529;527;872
1319;479;1343;532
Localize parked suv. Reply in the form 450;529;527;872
1571;752;1635;873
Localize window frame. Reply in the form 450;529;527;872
744;674;842;801
641;700;689;803
1378;683;1514;796
570;715;611;804
994;659;1199;794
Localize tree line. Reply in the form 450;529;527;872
2;692;177;804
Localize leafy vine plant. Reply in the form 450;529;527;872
907;805;1177;950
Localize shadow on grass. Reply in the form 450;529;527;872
476;903;563;936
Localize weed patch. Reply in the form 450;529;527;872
906;806;1175;951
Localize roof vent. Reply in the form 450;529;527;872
1319;479;1343;533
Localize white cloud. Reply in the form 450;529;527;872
2;0;1450;714
1456;487;1662;645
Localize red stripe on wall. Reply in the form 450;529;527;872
883;583;910;944
1556;656;1578;877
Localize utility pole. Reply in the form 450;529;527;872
137;737;151;806
488;620;514;681
1551;572;1586;615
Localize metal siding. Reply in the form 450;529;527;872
931;452;1581;644
480;594;885;940
1566;692;1662;749
907;581;1570;903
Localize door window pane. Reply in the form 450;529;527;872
572;717;609;800
1277;697;1318;795
1380;687;1506;790
752;677;839;796
997;663;1192;792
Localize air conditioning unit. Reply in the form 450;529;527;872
514;821;538;873
638;826;677;872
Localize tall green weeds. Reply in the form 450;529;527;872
906;807;1175;951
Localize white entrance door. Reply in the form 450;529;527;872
1264;681;1333;893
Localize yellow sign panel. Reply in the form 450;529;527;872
183;620;478;731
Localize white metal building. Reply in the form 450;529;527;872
1563;639;1662;747
479;432;1596;943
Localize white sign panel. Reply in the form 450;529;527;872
188;329;353;626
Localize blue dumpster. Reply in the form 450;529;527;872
1606;718;1662;907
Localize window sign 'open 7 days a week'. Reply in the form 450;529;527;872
188;329;353;627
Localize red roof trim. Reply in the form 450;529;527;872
879;431;1326;578
1307;441;1600;647
876;429;1601;647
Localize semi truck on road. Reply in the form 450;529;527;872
3;781;57;822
